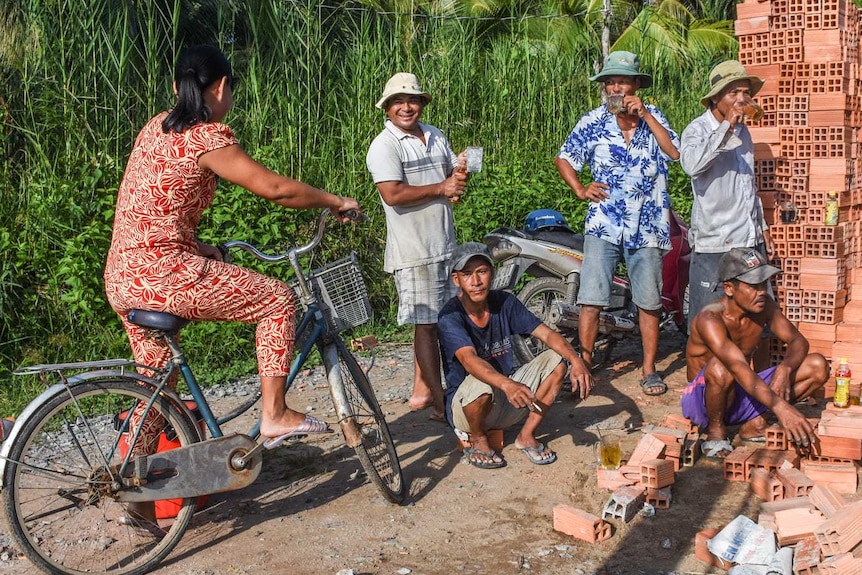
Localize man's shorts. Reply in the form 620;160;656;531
680;366;778;429
451;349;562;434
577;235;663;311
393;261;455;325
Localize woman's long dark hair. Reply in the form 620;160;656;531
162;45;233;133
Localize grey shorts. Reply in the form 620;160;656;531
688;244;770;329
393;261;456;325
451;349;563;433
577;235;663;311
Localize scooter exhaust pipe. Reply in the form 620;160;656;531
550;303;637;334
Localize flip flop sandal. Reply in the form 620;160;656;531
518;442;557;465
701;438;734;459
739;436;766;443
640;373;668;396
117;515;167;538
263;414;333;449
463;447;505;469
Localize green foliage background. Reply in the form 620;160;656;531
0;0;737;413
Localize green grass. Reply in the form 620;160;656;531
0;0;736;415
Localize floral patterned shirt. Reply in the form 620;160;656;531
557;104;679;250
105;112;238;291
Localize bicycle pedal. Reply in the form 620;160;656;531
132;455;148;486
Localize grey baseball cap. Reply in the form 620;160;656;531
450;242;494;272
717;247;781;285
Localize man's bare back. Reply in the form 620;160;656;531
686;297;773;380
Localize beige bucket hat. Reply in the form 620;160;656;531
375;73;432;109
700;60;764;108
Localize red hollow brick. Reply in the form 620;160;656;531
552;504;612;543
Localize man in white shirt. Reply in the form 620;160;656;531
680;60;774;328
366;73;468;421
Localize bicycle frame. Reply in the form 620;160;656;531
1;209;355;489
0;209;404;575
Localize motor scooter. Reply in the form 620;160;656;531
483;209;691;367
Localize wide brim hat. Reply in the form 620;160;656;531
375;72;432;109
589;51;652;89
700;60;765;108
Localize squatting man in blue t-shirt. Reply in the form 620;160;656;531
437;242;593;469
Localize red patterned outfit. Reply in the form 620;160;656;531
105;113;296;452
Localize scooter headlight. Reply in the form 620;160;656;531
484;237;521;260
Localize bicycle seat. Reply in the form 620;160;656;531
127;309;189;333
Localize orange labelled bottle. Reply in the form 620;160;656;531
834;358;851;408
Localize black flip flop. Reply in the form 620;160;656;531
640;373;668;396
463;447;505;469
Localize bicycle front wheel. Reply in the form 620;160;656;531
3;377;199;575
327;340;405;503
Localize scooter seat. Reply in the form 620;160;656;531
529;229;585;252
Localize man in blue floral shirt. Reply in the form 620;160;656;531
555;51;680;396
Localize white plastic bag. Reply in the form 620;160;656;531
707;515;776;566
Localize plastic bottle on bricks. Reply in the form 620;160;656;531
833;358;851;408
824;191;839;226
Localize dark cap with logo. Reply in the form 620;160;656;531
717;247;782;285
450;242;494;272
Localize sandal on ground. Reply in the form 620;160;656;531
117;515;167;538
263;414;333;449
517;442;557;465
462;447;505;469
739;435;766;444
640;373;668;396
701;438;734;459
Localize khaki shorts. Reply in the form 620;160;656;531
451;349;563;433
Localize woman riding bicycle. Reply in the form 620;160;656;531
104;45;359;523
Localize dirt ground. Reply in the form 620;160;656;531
0;329;829;575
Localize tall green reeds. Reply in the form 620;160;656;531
0;0;732;413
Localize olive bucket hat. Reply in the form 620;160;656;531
590;51;652;88
700;60;764;108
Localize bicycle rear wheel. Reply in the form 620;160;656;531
3;377;199;575
327;340;405;503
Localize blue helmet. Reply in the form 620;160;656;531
524;209;573;233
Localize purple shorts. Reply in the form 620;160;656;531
680;366;778;429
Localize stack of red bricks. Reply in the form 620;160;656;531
696;405;862;569
735;0;862;385
553;415;700;544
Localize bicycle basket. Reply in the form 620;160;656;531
307;252;373;333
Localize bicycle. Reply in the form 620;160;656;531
0;209;405;575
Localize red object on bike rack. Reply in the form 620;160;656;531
117;401;209;519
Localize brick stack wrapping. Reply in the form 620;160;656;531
736;0;862;386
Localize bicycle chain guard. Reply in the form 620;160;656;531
116;433;261;502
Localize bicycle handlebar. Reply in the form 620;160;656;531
221;209;365;262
